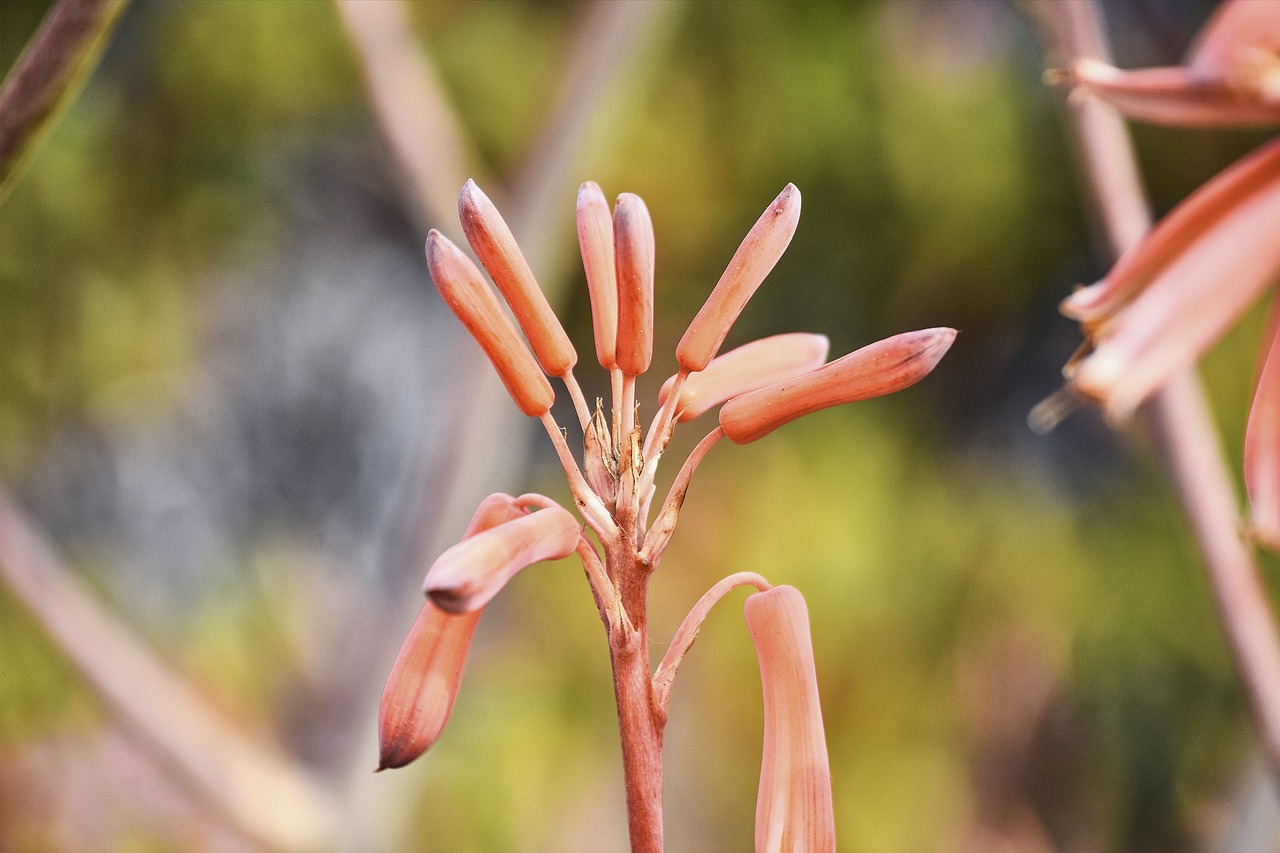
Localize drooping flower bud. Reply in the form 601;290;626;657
1062;135;1280;325
1072;153;1280;422
1247;300;1280;551
744;585;835;853
578;182;619;370
459;179;577;376
426;230;555;417
719;328;956;444
676;184;801;373
658;333;829;422
614;192;655;377
424;504;581;614
1068;0;1280;128
378;494;525;770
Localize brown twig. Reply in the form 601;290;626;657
0;490;338;852
1025;0;1280;779
0;0;128;204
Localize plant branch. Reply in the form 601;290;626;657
0;490;338;852
652;571;772;719
1026;0;1280;778
641;426;724;564
0;0;128;204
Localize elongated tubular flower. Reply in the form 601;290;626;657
676;184;802;373
657;333;830;422
1069;0;1280;127
459;179;578;376
614;192;656;377
378;494;526;770
745;585;836;853
1247;300;1280;549
1062;135;1280;326
719;328;956;445
426;230;555;417
1071;148;1280;421
424;504;582;613
578;181;619;370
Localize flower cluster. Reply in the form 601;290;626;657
379;178;954;848
1045;0;1280;547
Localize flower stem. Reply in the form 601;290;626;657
1026;0;1280;779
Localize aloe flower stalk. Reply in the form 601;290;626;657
745;585;836;853
384;180;954;851
1068;0;1280;127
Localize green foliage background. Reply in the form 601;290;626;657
1;0;1277;849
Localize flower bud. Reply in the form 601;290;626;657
424;504;581;614
426;230;555;417
1073;156;1280;422
378;494;525;770
614;192;655;376
1063;134;1280;324
719;328;956;444
676;184;801;373
1247;301;1280;551
745;586;835;853
1070;58;1280;128
459;179;577;376
578;182;619;369
658;333;829;422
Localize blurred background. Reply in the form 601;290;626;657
2;0;1278;849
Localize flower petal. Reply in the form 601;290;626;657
378;494;526;770
459;179;578;376
424;504;581;613
614;192;656;377
1247;294;1280;550
426;230;555;417
658;333;830;422
719;328;956;444
745;585;836;853
676;184;801;373
578;182;619;370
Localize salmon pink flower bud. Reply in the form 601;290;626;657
1072;148;1280;422
1068;1;1280;128
745;585;836;853
578;182;619;370
426;230;555;417
719;327;956;444
424;504;581;614
657;333;830;422
677;184;801;373
1247;302;1280;550
1062;135;1280;325
378;494;525;770
614;192;655;377
459;179;577;376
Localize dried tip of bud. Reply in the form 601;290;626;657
658;333;830;422
614;192;656;376
377;494;525;770
676;184;802;373
459;180;577;376
426;230;555;417
578;182;619;370
745;585;836;853
424;505;581;614
719;327;956;445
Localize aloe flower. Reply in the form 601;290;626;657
1069;0;1280;127
380;179;954;850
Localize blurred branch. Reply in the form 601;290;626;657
1025;0;1280;782
334;0;482;239
0;490;339;853
0;0;128;205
